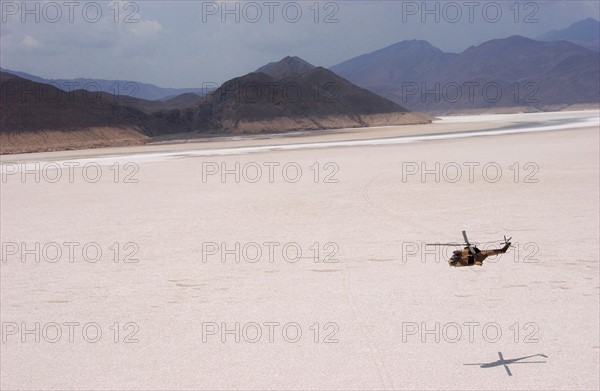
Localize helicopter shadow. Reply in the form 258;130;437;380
464;352;548;376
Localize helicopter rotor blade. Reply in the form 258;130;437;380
426;243;464;246
462;231;470;246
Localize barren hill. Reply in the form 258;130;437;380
0;72;196;153
184;57;430;134
256;56;316;78
1;72;145;131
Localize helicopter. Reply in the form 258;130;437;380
427;231;511;267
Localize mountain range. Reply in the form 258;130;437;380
1;18;598;153
0;68;205;101
538;17;600;51
4;18;597;104
1;57;428;153
330;35;599;113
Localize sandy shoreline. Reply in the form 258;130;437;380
2;110;598;164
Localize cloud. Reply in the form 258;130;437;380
21;35;40;48
2;1;598;87
130;20;163;36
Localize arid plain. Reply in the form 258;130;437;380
1;111;598;390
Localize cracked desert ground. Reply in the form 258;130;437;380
1;111;599;390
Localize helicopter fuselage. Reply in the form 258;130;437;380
449;243;511;267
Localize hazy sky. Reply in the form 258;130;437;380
1;0;598;87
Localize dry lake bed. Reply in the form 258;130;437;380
1;111;599;390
